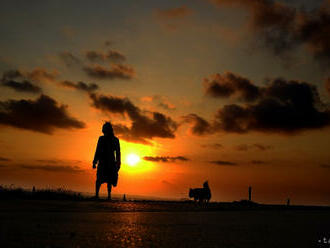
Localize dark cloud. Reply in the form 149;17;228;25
156;6;192;19
216;78;330;134
107;50;126;62
85;50;126;63
2;68;58;83
204;72;260;102
235;143;272;151
143;156;189;162
1;69;23;80
201;143;223;149
85;51;105;62
2;80;42;93
209;160;237;166
197;72;330;135
35;159;60;164
251;160;267;164
83;64;135;80
59;80;99;93
182;114;216;136
0;95;85;134
297;6;330;65
320;164;330;169
0;157;11;162
59;51;81;67
253;143;272;151
19;164;83;173
1;68;58;93
89;93;178;144
210;0;330;65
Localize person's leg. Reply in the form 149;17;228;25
95;180;101;198
107;183;112;200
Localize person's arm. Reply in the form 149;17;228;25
93;137;101;169
115;138;121;171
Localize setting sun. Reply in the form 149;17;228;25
126;153;140;166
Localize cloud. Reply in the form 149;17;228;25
0;95;85;134
209;160;237;166
235;143;272;151
326;78;330;96
141;95;176;111
201;143;223;149
143;156;189;162
89;93;178;144
251;160;267;164
182;114;216;136
204;72;260;102
320;164;330;169
215;78;330;134
85;51;105;62
58;51;82;67
253;143;272;151
2;68;58;83
35;159;82;164
156;6;192;19
159;101;176;110
0;157;11;162
24;68;58;83
85;50;126;63
83;64;135;80
234;144;249;151
59;80;99;93
19;164;84;173
1;68;58;93
196;73;330;135
209;0;330;64
107;50;126;62
2;80;42;93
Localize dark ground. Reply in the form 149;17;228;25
1;199;330;248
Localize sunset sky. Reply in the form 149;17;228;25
0;0;329;205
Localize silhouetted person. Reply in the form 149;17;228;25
93;122;121;200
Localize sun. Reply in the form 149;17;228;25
126;153;140;166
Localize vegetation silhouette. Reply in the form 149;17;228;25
0;185;84;200
93;122;121;200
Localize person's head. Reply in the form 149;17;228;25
102;122;114;136
203;181;209;189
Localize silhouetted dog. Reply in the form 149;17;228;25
189;181;211;203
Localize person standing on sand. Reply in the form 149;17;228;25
93;122;121;200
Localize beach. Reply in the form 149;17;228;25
1;200;330;248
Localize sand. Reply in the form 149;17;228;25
0;200;330;248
